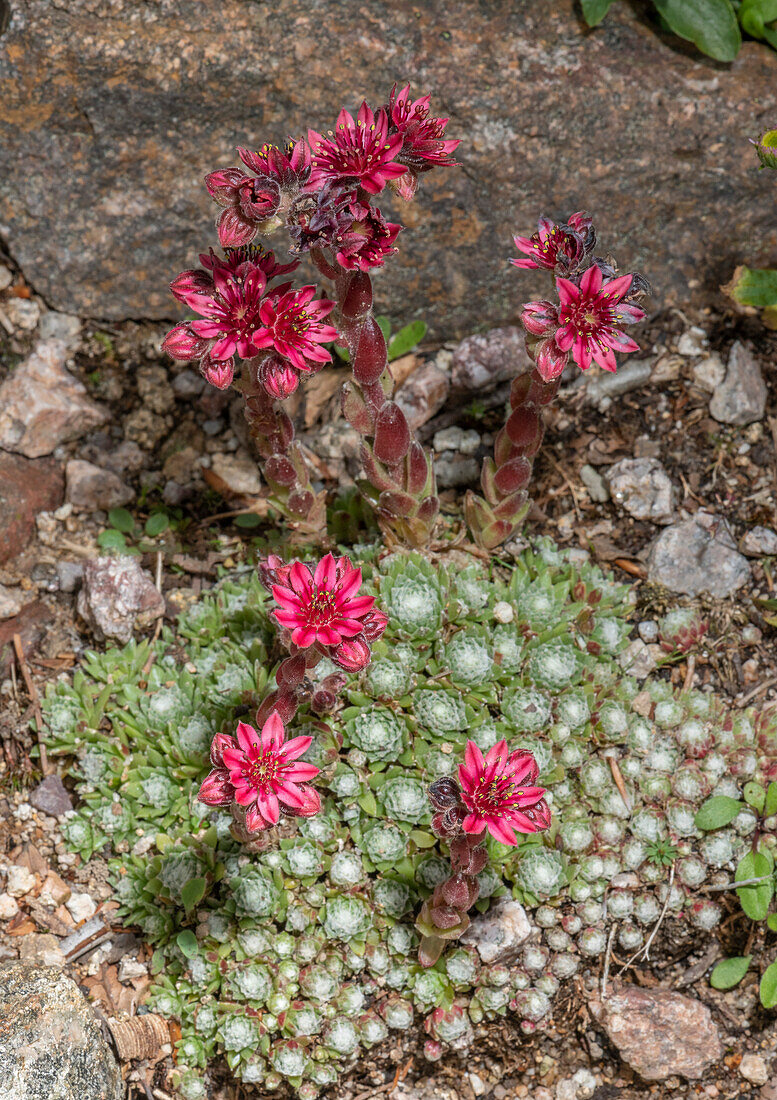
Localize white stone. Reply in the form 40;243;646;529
66;892;98;923
210;451;263;496
0;893;20;920
4;297;41;332
739;1054;768;1086
709;341;767;426
677;329;707;356
580;464;609;503
117;956;148;983
741;526;777;557
468;1072;486;1096
460;897;532;963
493;601;514;624
6;866;35;898
618;638;656;680
604;457;677;524
692;353;725;392
433;426;481;456
637;620;659;643
0;583;24;620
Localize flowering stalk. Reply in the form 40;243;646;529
466;213;648;550
416;741;550;967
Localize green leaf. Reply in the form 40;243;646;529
375;315;392;343
234;513;261;529
145;512;169;537
767;913;777;932
108;507;136;533
761;960;777;1007
710;955;752;989
581;0;618;25
695;795;742;830
653;0;741;60
739;0;777;38
726;266;777;308
767;782;777;817
388;320;427;361
736;851;774;920
357;791;378;816
409;830;438;849
176;929;199;958
181;877;207;911
97;529;128;550
745;781;767;814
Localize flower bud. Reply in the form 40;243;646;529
210;732;237;768
204;167;247;205
258;356;300;400
373;402;411;465
161;324;209;361
361;609;388;642
200;353;235;390
428;777;461;811
351;317;387;385
332;636;371;672
198;767;234;806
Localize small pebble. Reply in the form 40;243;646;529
493;601;514;624
638;620;659;643
66;892;98;923
6;865;35;897
0;893;20;920
740;1054;769;1086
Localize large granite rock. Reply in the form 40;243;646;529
0;962;124;1100
0;451;64;564
1;2;776;336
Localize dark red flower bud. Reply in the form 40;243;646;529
258;356;300;400
161;324;210;361
351;317;387;384
205;167;247;206
332;635;371;672
373;402;411;465
209;732;238;769
362;609;388;642
201;353;235;390
428;777;462;810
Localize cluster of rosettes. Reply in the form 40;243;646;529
163;86;458;397
513;212;649;380
261;552;388;673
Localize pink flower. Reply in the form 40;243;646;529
554;265;645;373
253;286;337;372
205;168;281;248
386;84;460;191
458;740;550;846
237;139;312;190
218;712;320;831
308;102;407;195
511;212;594;274
186;260;269;362
334;200;402;271
270;552;377;648
199;244;299;283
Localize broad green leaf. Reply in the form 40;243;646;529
761;960;777;1007
767;913;777;932
736;851;774;920
710;955;752;989
695;795;742;830
375;315;392;343
108;507;135;533
97;529;128;550
745;781;766;814
409;830;438;849
726;265;777;308
181;877;207;911
176;929;199;958
767;782;777;817
653;0;741;61
388;320;428;361
581;0;618;25
145;512;169;537
357;791;378;816
234;513;261;529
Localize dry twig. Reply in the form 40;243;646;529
12;633;50;775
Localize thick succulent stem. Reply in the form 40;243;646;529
311;250;439;548
465;366;560;550
241;356;327;543
416;829;487;967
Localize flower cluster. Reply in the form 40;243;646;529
263;552;387;672
162;246;336;394
198;712;320;833
515;212;649;381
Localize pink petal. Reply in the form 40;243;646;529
463;740;485;780
245;803;272;832
257;790;280;824
261;711;285;751
281;735;313;762
487;818;518;846
461;812;487;835
222;745;249;773
276;781;306;808
234;784;257;807
314;553;337;588
235;721;260;754
285;761;319;782
555;277;580;305
292;626;318;648
289;561;313;598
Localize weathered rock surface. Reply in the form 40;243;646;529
460;897;532;963
709;342;767;426
449;328;531;393
589;985;721;1081
395;362;449;431
0;583;24;620
604;457;677;524
647;510;750;598
66;459;133;512
1;3;776;335
209;451;262;496
0;452;64;564
741;525;777;557
0;962;124;1100
0;339;108;458
30;776;73;819
77;556;165;644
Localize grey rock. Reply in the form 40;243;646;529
209;451;262;496
709;341;767;426
460;897;532;963
604;457;677;524
102;441;145;476
171;368;206;398
450;328;531;393
647;510;750;598
66;460;133;512
584;359;654;411
0;264;12;290
432;426;481;455
618;638;656;680
676;328;707;357
739;1054;769;1087
0;339;108;458
37;312;81;344
589;984;721;1081
0;961;123;1100
30;776;73;818
692;353;725;393
434;452;480;488
741;525;777;557
77;556;165;644
2;3;777;335
18;936;66;968
637;620;659;643
56;561;84;593
3;298;41;332
395;363;449;431
580;464;609;503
